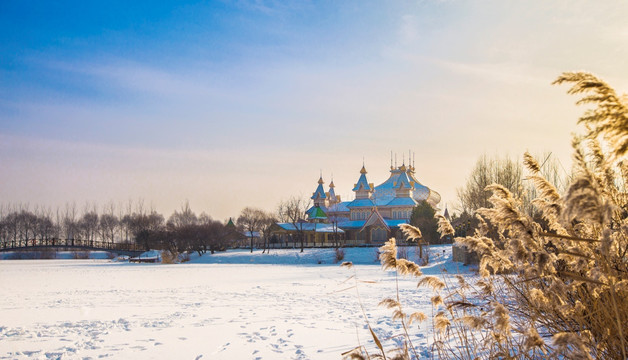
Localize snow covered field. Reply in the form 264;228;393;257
0;245;474;359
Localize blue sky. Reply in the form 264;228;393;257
1;0;627;219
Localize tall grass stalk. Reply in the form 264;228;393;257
345;72;628;359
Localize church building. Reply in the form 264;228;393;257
273;157;441;246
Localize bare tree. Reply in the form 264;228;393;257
457;155;509;213
259;211;277;253
162;202;199;254
131;210;165;250
54;206;62;240
79;203;99;244
34;206;55;243
167;200;198;229
328;212;342;248
457;153;568;216
63;202;78;244
6;205;19;246
237;207;266;253
18;207;38;245
0;204;5;248
100;202;119;243
277;196;310;252
119;199;133;242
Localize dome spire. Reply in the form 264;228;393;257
353;162;373;198
413;151;416;169
400;153;406;171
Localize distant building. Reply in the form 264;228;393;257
273;159;441;246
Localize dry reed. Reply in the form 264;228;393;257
345;72;628;360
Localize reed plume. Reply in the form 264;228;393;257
346;72;628;360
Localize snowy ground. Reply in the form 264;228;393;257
0;245;475;359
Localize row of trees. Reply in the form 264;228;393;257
0;196;319;255
135;202;238;255
0;201;239;255
236;207;277;253
0;202;151;247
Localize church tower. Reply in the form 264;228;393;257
311;175;327;208
352;165;374;199
327;179;341;205
394;163;415;198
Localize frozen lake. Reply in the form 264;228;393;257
0;246;470;359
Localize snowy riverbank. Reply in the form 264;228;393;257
1;245;475;359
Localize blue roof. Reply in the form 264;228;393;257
241;231;261;238
394;171;412;189
338;220;366;229
311;182;326;200
347;198;375;208
337;218;408;230
384;219;410;227
373;197;390;207
276;223;344;233
328;201;350;213
386;197;418;207
328;185;337;201
373;168;433;204
373;169;402;203
352;172;371;191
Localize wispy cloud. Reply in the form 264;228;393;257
429;58;549;86
42;59;222;100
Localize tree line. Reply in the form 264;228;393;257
0;200;240;256
0;196;318;256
